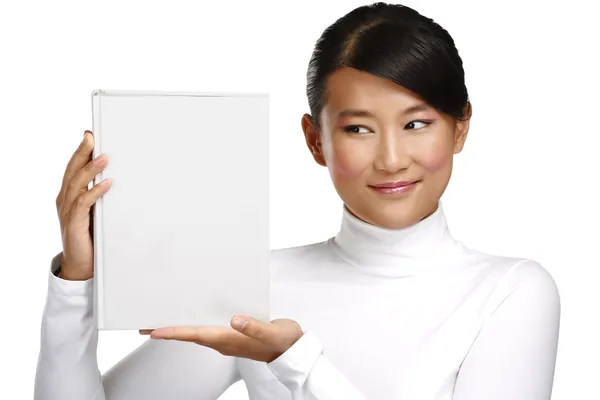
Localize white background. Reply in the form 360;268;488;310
1;0;598;398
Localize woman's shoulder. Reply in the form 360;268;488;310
458;244;560;306
270;239;333;264
268;238;343;279
463;243;554;276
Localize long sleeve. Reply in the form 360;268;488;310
266;329;367;400
34;251;241;400
453;259;561;399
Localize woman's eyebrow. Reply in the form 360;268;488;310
337;103;430;119
338;109;377;118
401;103;430;115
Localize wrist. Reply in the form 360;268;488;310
58;264;92;281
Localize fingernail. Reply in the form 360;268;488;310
232;316;248;330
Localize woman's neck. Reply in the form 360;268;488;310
330;200;462;269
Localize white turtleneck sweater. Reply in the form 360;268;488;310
34;202;560;399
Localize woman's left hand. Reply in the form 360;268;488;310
140;316;304;363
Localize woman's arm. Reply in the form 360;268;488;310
34;252;241;400
453;259;561;399
263;258;559;400
266;329;367;400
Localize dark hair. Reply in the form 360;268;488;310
306;2;471;131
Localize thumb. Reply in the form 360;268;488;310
230;316;270;342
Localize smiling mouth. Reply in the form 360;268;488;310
368;180;421;195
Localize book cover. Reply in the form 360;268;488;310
90;89;270;330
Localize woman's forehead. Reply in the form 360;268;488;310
324;68;427;111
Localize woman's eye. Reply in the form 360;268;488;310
405;120;430;130
343;125;371;134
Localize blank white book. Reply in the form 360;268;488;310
90;89;270;330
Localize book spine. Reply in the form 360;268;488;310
91;91;105;329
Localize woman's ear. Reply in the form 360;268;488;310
453;102;472;154
301;113;327;166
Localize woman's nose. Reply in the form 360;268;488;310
373;134;411;173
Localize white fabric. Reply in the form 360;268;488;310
34;201;560;399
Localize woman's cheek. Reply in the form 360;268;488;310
415;139;453;172
330;145;370;181
422;151;451;172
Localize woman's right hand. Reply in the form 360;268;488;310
55;130;112;281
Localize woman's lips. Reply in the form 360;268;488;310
369;180;420;195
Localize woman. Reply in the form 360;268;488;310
34;2;560;399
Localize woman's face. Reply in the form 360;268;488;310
301;67;470;229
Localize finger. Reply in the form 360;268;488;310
62;152;108;213
231;316;272;343
68;178;112;225
57;131;94;208
150;326;238;346
139;329;154;335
